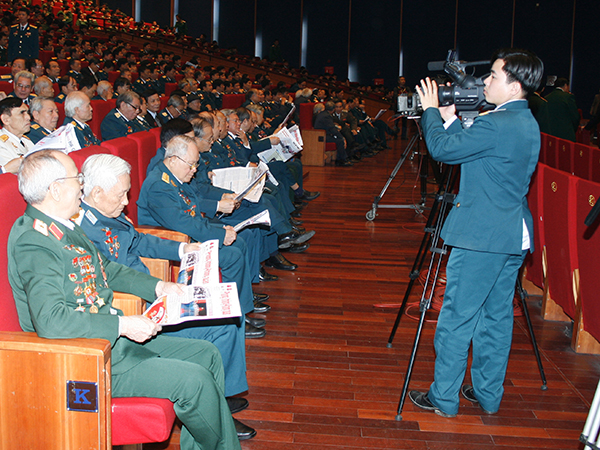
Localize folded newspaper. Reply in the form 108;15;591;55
233;209;271;232
143;240;242;325
211;162;269;202
27;123;82;155
257;125;304;164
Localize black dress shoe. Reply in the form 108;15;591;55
290;209;302;218
253;292;270;302
335;159;353;167
291;224;306;233
245;316;266;328
408;390;456;418
278;230;315;249
460;385;496;414
281;242;310;253
265;253;298;271
233;418;257;440
253;301;271;313
289;217;303;226
245;322;266;338
259;266;278;281
297;190;320;201
293;200;308;210
227;397;249;414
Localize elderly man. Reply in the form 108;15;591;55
93;80;114;101
8;149;242;449
8;70;35;105
26;96;59;143
100;90;144;140
33;75;55;98
158;94;185;125
0;97;32;173
138;135;279;297
64;91;101;147
77;154;257;437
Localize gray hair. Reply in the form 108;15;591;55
115;90;139;110
33;76;53;96
81;153;131;197
96;80;112;96
190;118;209;139
167;94;185;109
29;96;54;115
14;70;34;86
165;134;196;159
18;150;67;205
64;91;88;118
221;109;235;120
246;104;264;116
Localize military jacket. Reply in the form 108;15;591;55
26;121;52;144
101;108;142;141
63;117;101;148
8;23;39;60
0;128;33;165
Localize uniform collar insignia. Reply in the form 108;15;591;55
48;222;64;240
33;218;48;236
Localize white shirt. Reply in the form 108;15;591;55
0;128;33;166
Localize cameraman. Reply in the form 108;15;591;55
409;49;543;418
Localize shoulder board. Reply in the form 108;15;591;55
31;124;40;129
48;222;63;241
114;112;121;118
0;134;8;142
161;111;168;117
57;94;65;99
22;135;31;142
10;24;17;29
29;25;37;29
161;172;170;183
33;218;48;236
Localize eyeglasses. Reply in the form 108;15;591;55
16;84;31;90
125;102;141;112
55;173;84;184
175;155;199;170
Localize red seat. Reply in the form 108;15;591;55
149;126;162;148
160;96;169;111
524;164;544;288
556;138;574;174
100;137;142;225
543;134;559;168
574;178;600;343
221;94;244;109
0;80;13;94
126;131;158;186
39;50;54;65
108;71;120;84
0;173;175;447
573;143;592;180
164;82;177;97
57;59;69;78
0;66;11;75
53;83;59;97
57;102;66;128
590;148;600;183
90;98;116;140
540;164;578;319
69;145;112;169
299;102;317;130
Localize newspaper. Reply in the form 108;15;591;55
233;209;271;232
281;103;296;127
372;108;388;121
212;163;268;202
143;240;242;325
257;125;304;164
27;123;82;155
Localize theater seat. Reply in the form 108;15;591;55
221;94;245;109
127;131;159;186
90;98;117;140
298;102;332;166
524;164;543;289
0;173;176;449
573;143;592;180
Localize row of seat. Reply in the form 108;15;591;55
525;158;600;354
540;132;600;181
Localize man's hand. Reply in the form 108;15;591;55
3;156;22;174
221;193;236;200
217;197;236;214
269;136;280;145
183;242;203;253
416;77;456;121
208;171;215;180
223;225;237;245
118;315;161;343
155;280;186;297
236;130;249;146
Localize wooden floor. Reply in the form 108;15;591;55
147;137;599;450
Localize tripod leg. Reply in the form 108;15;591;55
517;276;548;390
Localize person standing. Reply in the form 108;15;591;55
409;49;544;418
8;8;39;61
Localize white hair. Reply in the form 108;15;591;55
18;150;67;204
165;135;195;159
81;153;131;197
33;76;53;96
64;91;88;118
96;80;111;96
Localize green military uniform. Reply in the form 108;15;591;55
64;117;102;148
25;121;51;144
8;205;240;450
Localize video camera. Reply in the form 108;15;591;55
396;50;494;124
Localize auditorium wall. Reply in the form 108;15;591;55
132;0;599;116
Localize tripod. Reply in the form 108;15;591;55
387;164;547;421
365;119;428;221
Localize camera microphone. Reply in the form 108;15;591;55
427;61;446;71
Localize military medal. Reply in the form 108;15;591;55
90;305;99;313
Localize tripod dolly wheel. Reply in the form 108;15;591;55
366;209;376;221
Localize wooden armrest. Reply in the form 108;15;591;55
0;331;111;449
135;225;190;243
113;293;145;316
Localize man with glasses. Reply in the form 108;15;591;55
0;97;32;173
8;70;35;105
158;94;185;126
100;90;144;141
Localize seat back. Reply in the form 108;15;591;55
126;131;158;187
299;102;316;130
574;177;600;343
221;94;244;109
573;143;592;180
100;138;142;225
69;145;112;169
90;98;117;140
0;174;27;332
164;82;177;97
524;164;544;288
148;126;162;149
542;133;559;168
541;164;578;318
57;102;66;128
556;138;574;174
